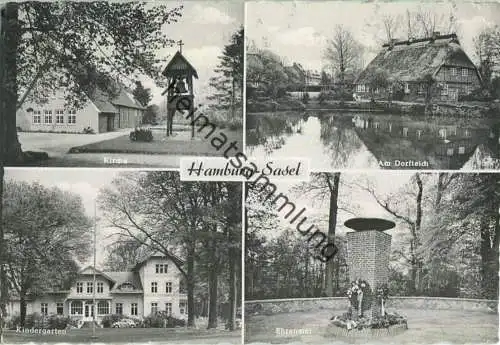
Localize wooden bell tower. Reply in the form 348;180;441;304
162;40;198;138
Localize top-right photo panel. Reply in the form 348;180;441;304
245;1;500;170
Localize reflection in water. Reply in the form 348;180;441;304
246;111;499;170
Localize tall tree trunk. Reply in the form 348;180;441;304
2;4;22;164
207;260;218;329
414;174;423;294
19;290;27;327
228;250;237;330
186;245;196;327
324;173;340;297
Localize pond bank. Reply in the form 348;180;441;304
248;98;500;118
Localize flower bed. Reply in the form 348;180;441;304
327;279;408;337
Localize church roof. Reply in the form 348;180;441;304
162;51;198;79
88;85;146;112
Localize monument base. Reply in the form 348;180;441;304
326;323;408;338
327;312;408;338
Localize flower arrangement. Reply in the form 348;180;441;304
375;284;389;300
346;279;371;317
375;283;389;316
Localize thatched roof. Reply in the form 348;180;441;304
356;34;479;84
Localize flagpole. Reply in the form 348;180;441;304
92;200;97;339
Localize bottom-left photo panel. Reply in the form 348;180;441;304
0;168;243;344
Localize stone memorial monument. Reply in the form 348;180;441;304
329;217;408;337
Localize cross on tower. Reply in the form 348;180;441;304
177;40;184;53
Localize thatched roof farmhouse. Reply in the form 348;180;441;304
355;33;481;102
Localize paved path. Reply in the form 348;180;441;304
16;126;214;168
18;130;129;157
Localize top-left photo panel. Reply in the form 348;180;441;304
1;1;243;168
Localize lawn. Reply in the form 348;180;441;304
245;308;499;344
3;327;241;344
68;126;243;157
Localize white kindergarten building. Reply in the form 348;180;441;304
6;255;187;323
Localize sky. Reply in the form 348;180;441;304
249;171;417;240
139;0;244;106
5;168;122;269
246;1;500;72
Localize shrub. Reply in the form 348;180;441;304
47;314;72;329
458;88;493;102
130;128;153;142
101;314;123;328
143;312;186;328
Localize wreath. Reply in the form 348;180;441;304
346;279;372;315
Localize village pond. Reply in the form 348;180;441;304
246;111;500;170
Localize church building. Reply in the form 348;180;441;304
16;87;145;134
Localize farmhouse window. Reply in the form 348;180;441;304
451;67;457;76
441;84;449;95
462;68;468;77
151;282;158;293
76;282;83;293
97;282;104;293
165;282;172;293
404;83;410;94
56;303;64;315
33;110;41;124
41;303;48;315
87;282;93;294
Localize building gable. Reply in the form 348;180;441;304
162;51;199;79
356;34;480;85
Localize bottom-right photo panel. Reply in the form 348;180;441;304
244;172;499;345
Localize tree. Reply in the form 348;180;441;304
132;81;152;107
425;174;499;299
3;181;92;325
2;2;183;164
142;104;159;125
361;173;426;295
246;49;289;100
419;73;441;114
474;26;500;92
104;240;150;271
366;69;390;102
320;70;331;91
291;173;346;296
99;173;241;328
208;27;244;117
324;25;363;88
